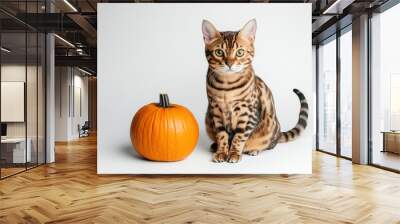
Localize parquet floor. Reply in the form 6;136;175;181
1;135;400;224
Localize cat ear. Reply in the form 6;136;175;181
239;19;257;41
202;20;220;45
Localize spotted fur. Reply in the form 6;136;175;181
202;19;308;163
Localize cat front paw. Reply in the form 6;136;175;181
227;152;242;163
212;152;227;163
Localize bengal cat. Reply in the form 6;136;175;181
202;19;309;163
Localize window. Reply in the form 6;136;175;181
0;2;47;179
370;3;400;171
390;74;400;130
318;37;337;154
316;26;353;159
340;29;352;158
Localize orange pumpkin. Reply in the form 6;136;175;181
130;94;199;161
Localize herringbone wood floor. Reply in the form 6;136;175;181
1;135;400;224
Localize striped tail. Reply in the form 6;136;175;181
278;89;308;143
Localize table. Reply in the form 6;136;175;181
382;131;400;154
1;138;31;163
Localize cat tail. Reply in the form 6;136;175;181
278;89;308;143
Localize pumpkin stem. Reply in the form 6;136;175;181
159;93;170;108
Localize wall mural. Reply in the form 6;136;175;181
98;3;312;174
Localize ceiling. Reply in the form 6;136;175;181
0;0;393;74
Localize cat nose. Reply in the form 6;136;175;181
226;61;234;68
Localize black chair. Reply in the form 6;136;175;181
78;121;90;138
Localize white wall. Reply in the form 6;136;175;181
1;64;46;164
1;65;42;138
72;73;89;138
1;65;26;133
55;67;89;141
55;67;69;141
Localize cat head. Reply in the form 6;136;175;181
202;19;256;75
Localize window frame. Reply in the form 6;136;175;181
315;24;353;161
367;0;400;173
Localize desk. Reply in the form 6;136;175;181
1;138;31;163
382;131;400;154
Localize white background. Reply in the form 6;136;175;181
98;3;312;174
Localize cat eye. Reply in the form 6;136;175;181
236;49;245;57
214;49;224;57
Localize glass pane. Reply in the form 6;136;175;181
0;1;46;178
38;33;45;165
27;31;38;169
318;38;337;154
371;4;400;171
1;32;27;178
340;30;352;158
